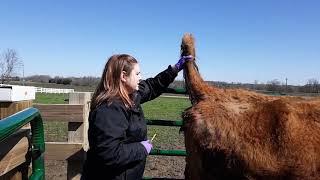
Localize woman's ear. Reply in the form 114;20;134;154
120;71;127;82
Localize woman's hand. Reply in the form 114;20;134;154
175;55;194;71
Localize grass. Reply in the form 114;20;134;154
44;121;68;142
34;93;69;141
142;97;191;149
36;93;191;149
34;93;68;104
142;97;191;120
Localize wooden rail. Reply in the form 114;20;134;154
0;129;30;177
45;142;83;160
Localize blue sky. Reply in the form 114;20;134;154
1;0;319;85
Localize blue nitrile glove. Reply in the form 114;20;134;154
140;140;153;154
175;55;193;71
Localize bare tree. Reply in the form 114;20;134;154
305;78;319;93
266;79;281;92
0;49;22;84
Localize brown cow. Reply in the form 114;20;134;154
181;33;320;180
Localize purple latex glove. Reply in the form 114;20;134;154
140;140;153;154
175;55;193;71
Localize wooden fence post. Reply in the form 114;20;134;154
0;100;33;119
67;92;91;180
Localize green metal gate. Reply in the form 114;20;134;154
0;108;45;180
143;88;187;180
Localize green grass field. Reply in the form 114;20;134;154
34;93;69;104
143;97;191;149
36;93;191;149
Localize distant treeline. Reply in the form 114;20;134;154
18;75;320;94
168;80;320;94
23;75;100;86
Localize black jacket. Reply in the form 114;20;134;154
81;66;178;180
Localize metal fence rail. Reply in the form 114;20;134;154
144;88;187;179
145;119;187;158
0;108;45;180
146;119;183;127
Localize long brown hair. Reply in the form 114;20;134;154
91;54;138;110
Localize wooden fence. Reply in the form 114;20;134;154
35;87;75;94
33;92;91;180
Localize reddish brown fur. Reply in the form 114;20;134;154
181;33;320;180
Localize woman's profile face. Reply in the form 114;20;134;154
124;63;141;93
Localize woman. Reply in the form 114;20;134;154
81;54;192;180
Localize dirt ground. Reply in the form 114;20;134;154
45;156;185;180
144;156;185;179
